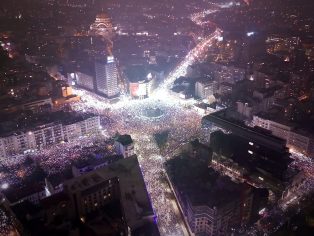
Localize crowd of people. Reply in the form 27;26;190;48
0;135;116;185
0;207;15;236
0;4;226;235
134;135;186;236
72;90;210;235
0;87;213;235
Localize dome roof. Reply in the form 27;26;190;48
96;12;110;19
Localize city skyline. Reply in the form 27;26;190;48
1;0;314;235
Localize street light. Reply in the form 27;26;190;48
1;183;9;190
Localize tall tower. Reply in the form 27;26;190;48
95;56;120;98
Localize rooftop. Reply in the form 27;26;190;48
40;192;69;209
203;109;287;149
209;130;291;181
256;107;314;136
115;134;133;146
74;155;122;169
3;183;45;204
64;156;154;230
0;111;98;137
166;155;247;208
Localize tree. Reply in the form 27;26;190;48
26;164;47;183
24;155;34;166
154;130;170;151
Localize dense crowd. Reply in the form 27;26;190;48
0;206;16;236
0;87;211;235
72;91;210;235
0;4;223;235
0;136;115;185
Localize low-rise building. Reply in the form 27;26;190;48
74;71;95;91
195;79;218;99
114;134;135;158
5;156;159;236
218;82;233;95
166;156;253;236
3;180;54;206
253;113;314;156
0;97;53;114
71;155;122;177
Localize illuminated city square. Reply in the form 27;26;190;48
1;1;314;235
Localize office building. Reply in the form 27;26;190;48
202;110;288;151
95;56;120;98
236;101;253;118
209;130;291;184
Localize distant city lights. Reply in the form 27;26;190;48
1;183;9;190
246;31;255;37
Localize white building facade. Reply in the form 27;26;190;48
252;115;314;156
0;116;100;160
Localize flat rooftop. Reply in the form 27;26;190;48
203;109;287;149
166;155;247;208
115;134;133;146
0;111;98;137
256;108;314;137
64;156;155;230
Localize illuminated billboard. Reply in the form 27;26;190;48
137;82;147;97
129;81;147;98
130;83;139;97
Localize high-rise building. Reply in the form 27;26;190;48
95;56;120;98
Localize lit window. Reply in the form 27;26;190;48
248;150;253;154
